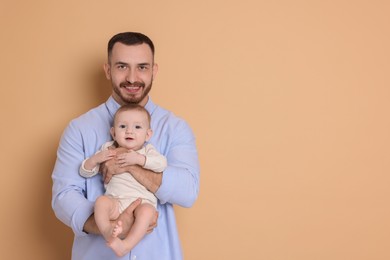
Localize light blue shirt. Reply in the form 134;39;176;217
52;96;200;260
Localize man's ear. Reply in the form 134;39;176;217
110;127;115;140
146;129;153;142
104;63;111;80
152;63;158;79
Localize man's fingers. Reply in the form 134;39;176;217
104;173;112;184
153;211;158;227
127;198;142;211
102;169;110;184
102;171;107;182
146;211;158;234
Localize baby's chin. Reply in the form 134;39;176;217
119;142;142;151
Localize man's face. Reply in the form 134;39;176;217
104;42;158;106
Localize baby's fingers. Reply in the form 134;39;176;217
106;154;115;160
116;153;126;159
116;158;126;164
119;162;129;167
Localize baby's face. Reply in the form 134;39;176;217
112;110;151;150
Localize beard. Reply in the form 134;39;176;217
113;80;153;105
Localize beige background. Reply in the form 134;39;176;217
1;0;390;259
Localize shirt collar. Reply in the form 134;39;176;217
144;97;157;116
105;96;121;120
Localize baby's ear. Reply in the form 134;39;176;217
146;129;153;142
110;127;116;140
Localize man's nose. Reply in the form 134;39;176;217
126;68;137;83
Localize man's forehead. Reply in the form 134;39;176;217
111;42;153;63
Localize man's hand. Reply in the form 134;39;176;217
100;147;127;184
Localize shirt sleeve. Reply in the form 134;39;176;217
155;120;200;208
51;121;94;237
143;144;168;172
79;159;99;178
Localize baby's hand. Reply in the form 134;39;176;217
84;149;116;172
95;149;116;164
116;150;144;167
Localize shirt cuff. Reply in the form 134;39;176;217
80;160;99;177
155;166;174;204
72;199;95;237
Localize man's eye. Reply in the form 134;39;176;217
139;66;148;71
118;65;127;70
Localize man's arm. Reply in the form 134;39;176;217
154;120;200;207
82;214;101;235
101;154;162;193
52;122;96;236
129;166;162;193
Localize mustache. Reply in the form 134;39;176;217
120;81;145;88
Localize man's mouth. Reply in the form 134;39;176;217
120;82;145;93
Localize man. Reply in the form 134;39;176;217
52;32;200;260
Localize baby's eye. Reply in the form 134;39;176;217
119;124;126;129
135;125;142;129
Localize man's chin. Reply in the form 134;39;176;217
121;94;143;104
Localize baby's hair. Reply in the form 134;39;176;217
114;104;151;128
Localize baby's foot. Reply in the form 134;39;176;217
107;237;129;257
112;220;123;238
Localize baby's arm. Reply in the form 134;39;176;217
84;150;116;170
143;144;167;173
80;149;116;178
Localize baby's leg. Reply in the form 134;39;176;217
94;195;120;241
108;203;156;257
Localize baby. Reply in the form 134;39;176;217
80;104;166;256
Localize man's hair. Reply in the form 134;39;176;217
107;32;155;60
114;104;151;128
